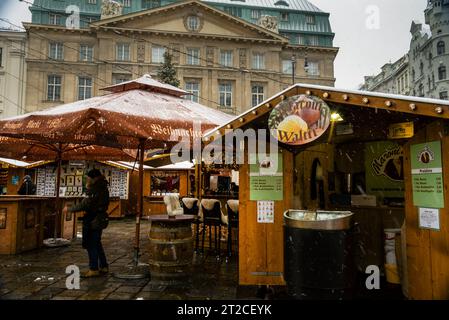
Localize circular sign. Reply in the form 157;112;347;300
268;95;331;146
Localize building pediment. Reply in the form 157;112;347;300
91;0;288;43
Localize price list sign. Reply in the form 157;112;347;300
411;141;444;208
249;153;283;201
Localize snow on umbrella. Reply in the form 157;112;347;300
0;74;233;265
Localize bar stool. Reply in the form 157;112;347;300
200;199;226;257
181;197;200;252
226;200;239;260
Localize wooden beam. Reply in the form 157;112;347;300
297;87;449;120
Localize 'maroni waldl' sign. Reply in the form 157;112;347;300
268;95;331;145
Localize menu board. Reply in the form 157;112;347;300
411;141;444;208
249;153;283;201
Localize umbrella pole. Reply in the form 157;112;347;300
44;146;70;248
54;148;62;239
113;140;149;279
133;139;145;266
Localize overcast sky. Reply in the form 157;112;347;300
0;0;428;89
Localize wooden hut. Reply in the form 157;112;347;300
203;84;449;300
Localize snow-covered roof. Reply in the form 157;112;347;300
0;157;48;168
205;83;449;138
0;157;31;168
157;161;194;170
103;161;152;170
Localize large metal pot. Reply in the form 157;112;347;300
283;209;356;300
283;210;354;230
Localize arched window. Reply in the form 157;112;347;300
420;61;424;76
439;65;447;80
437;41;445;55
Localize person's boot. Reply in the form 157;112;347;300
99;267;109;274
82;269;100;278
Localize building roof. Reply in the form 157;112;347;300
205;0;323;13
31;0;324;13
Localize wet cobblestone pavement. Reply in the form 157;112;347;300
0;218;242;300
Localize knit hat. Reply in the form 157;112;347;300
87;169;102;179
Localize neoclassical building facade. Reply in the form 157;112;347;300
361;0;449;100
0;30;27;119
24;0;338;114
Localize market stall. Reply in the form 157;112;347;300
141;161;194;216
35;160;131;217
203;83;449;299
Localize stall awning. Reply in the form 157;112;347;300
0;157;52;169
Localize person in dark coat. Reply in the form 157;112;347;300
63;169;110;277
17;175;36;195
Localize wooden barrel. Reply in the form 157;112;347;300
148;215;194;280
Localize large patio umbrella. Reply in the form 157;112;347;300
0;74;233;265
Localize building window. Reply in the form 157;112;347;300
308;35;320;46
123;0;131;7
251;10;261;20
307;62;320;76
220;50;233;67
49;42;63;60
78;77;92;100
420;61;424;76
47;75;62;101
185;82;200;103
219;82;232;108
437;41;445;55
440;91;448;100
297;34;306;45
186;15;200;31
142;0;160;8
116;43;130;61
282;60;292;74
412;68;415;81
113;74;131;84
186;48;200;65
439;65;447;80
224;7;242;17
306;15;315;24
280;12;289;22
79;45;93;62
252;53;265;70
88;0;97;4
0;48;2;67
49;13;61;25
251;85;264;107
152;46;166;64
